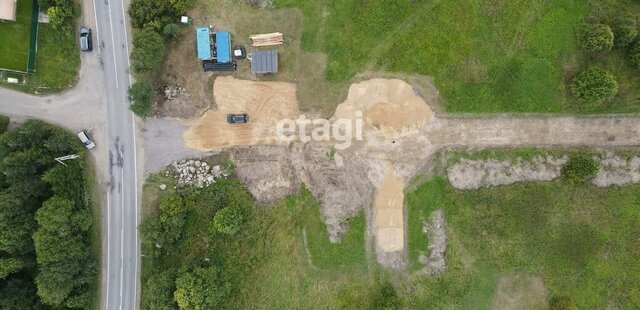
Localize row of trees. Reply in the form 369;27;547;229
126;0;194;117
0;119;97;309
141;179;250;309
571;19;640;106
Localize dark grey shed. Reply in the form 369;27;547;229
250;50;278;74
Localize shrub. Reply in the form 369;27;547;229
212;207;243;235
373;281;401;310
613;18;638;48
550;296;577;310
173;266;229;309
0;115;9;134
561;155;601;183
570;67;618;105
130;29;165;74
128;81;155;117
582;23;614;52
163;23;181;39
631;41;640;69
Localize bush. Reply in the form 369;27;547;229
373;281;401;310
212;207;243;235
561;155;601;183
0;115;9;134
173;266;229;309
163;23;181;39
570;67;618;105
631;41;640;69
582;23;614;53
128;81;155;117
131;29;165;74
613;18;638;48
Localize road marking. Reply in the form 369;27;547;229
119;171;124;310
107;0;119;89
105;192;110;310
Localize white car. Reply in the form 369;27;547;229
77;131;96;149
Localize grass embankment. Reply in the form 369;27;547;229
276;0;640;114
405;175;640;308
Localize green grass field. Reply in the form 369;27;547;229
276;0;640;114
406;174;640;308
0;0;33;71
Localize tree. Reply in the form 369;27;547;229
131;29;165;74
582;23;614;53
128;82;155;117
163;23;181;39
33;196;95;306
0;191;36;255
47;6;72;30
173;266;229;310
142;269;178;310
212;207;243;235
0;278;40;310
570;67;618;105
0;257;24;279
613;18;638;48
562;155;601;184
631;41;640;69
129;0;193;31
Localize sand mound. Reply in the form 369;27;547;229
334;79;433;139
374;163;405;254
183;76;299;151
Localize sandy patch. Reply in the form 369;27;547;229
334;79;433;139
493;273;550;310
183;76;299;151
374;163;405;253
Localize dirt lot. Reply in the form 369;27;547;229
183;76;299;150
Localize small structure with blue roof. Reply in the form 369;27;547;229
215;31;231;63
195;27;212;60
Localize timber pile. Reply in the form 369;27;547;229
250;32;284;46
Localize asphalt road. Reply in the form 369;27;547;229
0;0;140;308
89;0;140;308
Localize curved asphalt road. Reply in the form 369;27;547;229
0;0;140;308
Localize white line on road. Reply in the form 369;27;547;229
107;0;119;89
91;0;100;52
105;191;111;310
119;171;124;310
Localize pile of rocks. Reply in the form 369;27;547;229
168;159;226;188
164;85;186;100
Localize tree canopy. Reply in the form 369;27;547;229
131;29;165;74
570;67;618;105
173;266;229;310
582;23;614;53
128;81;155;117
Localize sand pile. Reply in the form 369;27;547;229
334;79;433;139
183;76;299;151
374;164;405;254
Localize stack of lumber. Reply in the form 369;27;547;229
250;32;284;46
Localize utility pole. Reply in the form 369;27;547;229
54;154;80;166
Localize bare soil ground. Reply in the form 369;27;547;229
183;76;299;150
592;151;640;187
492;273;550;310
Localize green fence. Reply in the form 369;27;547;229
26;0;39;74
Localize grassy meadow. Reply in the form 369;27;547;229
275;0;640;114
0;0;33;71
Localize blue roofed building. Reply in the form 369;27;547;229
196;27;212;60
215;31;231;63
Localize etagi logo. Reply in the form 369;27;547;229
276;111;364;150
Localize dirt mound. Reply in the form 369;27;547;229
183;76;299;151
334;79;433;139
493;273;549;310
447;156;569;190
592;152;640;187
232;145;301;205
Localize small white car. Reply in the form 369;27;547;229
77;131;96;149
